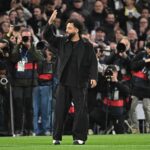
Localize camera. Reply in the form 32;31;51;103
116;42;126;53
22;36;29;43
104;65;117;82
95;43;111;56
14;25;21;32
0;78;8;86
95;45;103;53
36;41;49;51
36;40;49;58
104;68;113;82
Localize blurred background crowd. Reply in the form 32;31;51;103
0;0;150;136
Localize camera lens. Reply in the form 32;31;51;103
14;26;21;32
117;43;126;53
104;69;113;81
22;36;29;43
36;41;45;50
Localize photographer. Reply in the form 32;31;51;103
129;42;150;133
90;65;130;134
0;38;12;81
11;28;43;136
0;61;10;135
33;40;54;136
104;38;131;83
0;38;10;60
27;6;47;38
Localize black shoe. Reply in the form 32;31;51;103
73;140;85;145
53;140;60;145
15;130;24;136
26;130;34;136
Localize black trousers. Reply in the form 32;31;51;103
0;92;10;134
90;107;125;134
53;84;89;141
13;86;33;133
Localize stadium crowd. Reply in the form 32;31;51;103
0;0;150;136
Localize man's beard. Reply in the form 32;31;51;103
67;32;76;41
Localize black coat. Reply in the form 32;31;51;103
11;44;44;86
101;81;129;116
43;24;98;88
131;51;150;98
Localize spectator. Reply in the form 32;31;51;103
11;28;43;136
140;7;150;24
114;29;125;43
90;65;130;134
44;0;55;19
33;41;54;136
102;12;118;42
71;0;89;18
0;13;10;24
9;9;19;25
136;0;150;12
135;17;149;50
129;42;150;133
118;0;140;34
104;37;132;83
28;6;47;38
0;22;11;37
86;0;107;32
127;29;138;56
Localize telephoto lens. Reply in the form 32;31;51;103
22;36;29;43
116;42;126;53
104;68;113;82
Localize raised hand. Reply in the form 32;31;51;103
48;10;58;25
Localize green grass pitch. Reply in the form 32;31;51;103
0;134;150;150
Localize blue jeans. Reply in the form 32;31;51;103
33;85;52;134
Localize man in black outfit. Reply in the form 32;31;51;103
43;10;98;145
90;65;130;134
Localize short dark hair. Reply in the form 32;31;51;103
95;27;106;33
33;6;44;14
66;18;83;35
15;6;24;12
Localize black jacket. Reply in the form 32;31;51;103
38;60;54;86
43;24;98;88
101;81;129;115
131;51;150;98
104;52;131;81
11;44;44;87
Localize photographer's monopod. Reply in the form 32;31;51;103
9;85;15;137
